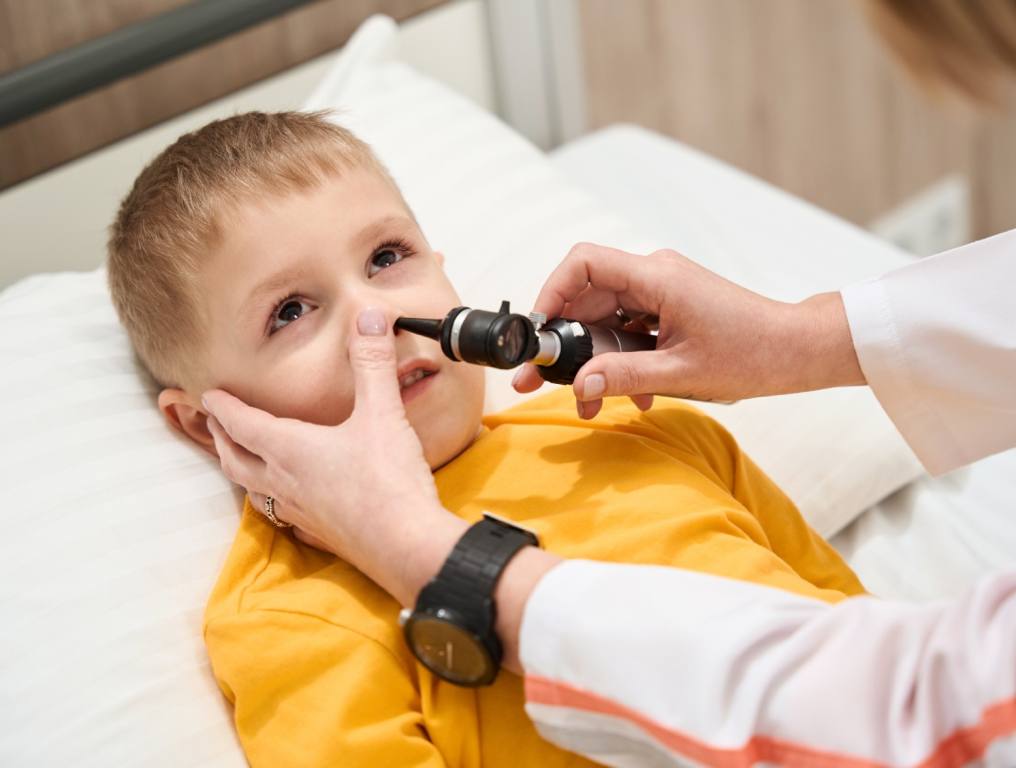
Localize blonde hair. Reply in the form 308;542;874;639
108;111;396;389
866;0;1016;106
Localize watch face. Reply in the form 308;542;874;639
407;610;494;686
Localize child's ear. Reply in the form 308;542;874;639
158;388;217;458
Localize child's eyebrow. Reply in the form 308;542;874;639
238;263;314;324
350;214;417;249
237;215;417;324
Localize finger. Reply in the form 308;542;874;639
248;489;280;520
512;363;545;393
350;307;405;415
624;318;653;335
293;527;332;552
573;349;687;401
576;398;603;420
630;394;655;411
248;489;267;512
632;314;660;332
202;389;283;460
556;287;617;322
207;415;268;491
562;288;638;328
248;488;299;533
532;243;644;319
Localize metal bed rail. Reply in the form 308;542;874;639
0;0;319;128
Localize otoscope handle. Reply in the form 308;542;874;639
535;319;657;385
587;324;659;354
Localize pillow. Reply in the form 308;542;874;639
0;270;245;767
0;13;919;766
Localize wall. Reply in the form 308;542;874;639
578;0;1016;239
0;0;446;189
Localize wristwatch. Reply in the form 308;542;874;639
399;512;539;686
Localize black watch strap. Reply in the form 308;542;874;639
418;514;539;620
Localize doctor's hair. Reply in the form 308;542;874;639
867;0;1016;107
107;110;401;389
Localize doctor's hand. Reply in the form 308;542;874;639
513;243;865;418
201;307;468;608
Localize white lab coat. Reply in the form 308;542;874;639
519;229;1016;767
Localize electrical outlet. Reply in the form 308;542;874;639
869;175;971;257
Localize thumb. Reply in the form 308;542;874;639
573;350;686;401
350;307;404;415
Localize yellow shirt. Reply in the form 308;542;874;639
204;388;865;767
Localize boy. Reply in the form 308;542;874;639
108;112;865;767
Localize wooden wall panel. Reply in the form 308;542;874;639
972;113;1016;238
0;0;446;189
578;0;1015;239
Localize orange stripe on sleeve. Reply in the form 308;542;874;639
526;675;1016;768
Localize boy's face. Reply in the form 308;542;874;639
185;168;485;470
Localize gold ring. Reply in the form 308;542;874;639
264;495;292;529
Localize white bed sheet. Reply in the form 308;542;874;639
548;124;1016;601
833;450;1016;601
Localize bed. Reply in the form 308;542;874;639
2;3;1014;764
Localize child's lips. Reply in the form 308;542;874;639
400;369;437;404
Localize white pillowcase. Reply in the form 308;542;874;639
0;271;246;767
0;14;919;767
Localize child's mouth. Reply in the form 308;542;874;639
399;367;437;404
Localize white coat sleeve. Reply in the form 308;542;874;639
520;560;1016;767
840;228;1016;476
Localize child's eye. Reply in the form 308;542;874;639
270;297;312;334
367;247;405;277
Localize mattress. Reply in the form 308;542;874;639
549;124;1016;601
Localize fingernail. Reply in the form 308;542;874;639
357;307;386;336
576;400;585;419
201;394;209;411
511;369;523;389
583;373;605;400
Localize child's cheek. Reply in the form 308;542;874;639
242;362;356;427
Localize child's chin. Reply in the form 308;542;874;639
410;371;484;470
422;421;480;471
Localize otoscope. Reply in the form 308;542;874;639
394;300;657;385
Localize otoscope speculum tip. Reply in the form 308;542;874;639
394;316;444;340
